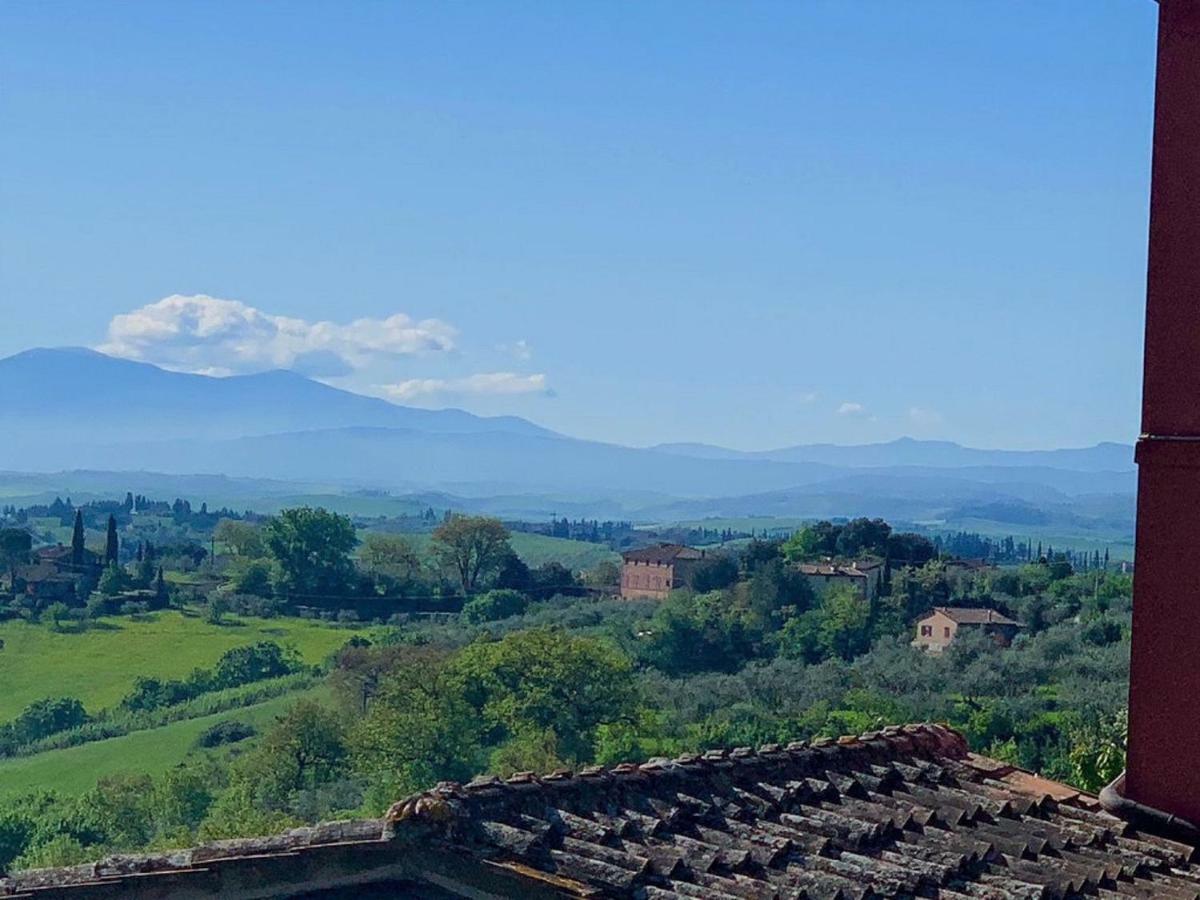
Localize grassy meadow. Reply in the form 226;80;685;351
0;686;328;800
0;610;361;721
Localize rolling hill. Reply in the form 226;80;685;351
0;348;1137;538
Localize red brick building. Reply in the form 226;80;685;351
619;543;706;600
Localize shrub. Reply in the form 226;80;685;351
195;720;257;749
42;602;71;630
0;697;89;753
227;594;284;618
461;589;528;624
204;595;231;625
231;559;274;598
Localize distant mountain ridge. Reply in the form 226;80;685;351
0;347;553;443
0;348;1136;538
651;436;1134;472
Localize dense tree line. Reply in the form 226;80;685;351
0;519;1133;873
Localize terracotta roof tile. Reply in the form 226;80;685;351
7;724;1197;898
621;544;705;565
930;606;1022;627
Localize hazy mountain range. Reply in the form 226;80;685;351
0;348;1136;534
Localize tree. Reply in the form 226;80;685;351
264;507;358;602
213;520;264;559
349;653;482;807
781;521;845;562
835;518;892;557
451;628;637;761
431;515;511;594
886;532;936;566
0;528;31;594
44;601;71;631
70;511;85;566
818;586;873;660
691;555;739;593
529;561;579;597
231;559;274;597
640;590;762;675
6;697;88;744
461;589;528;624
204;594;231;625
357;534;422;588
98;562;126;597
493;550;531;592
212;641;299;688
104;515;119;566
238;701;349;810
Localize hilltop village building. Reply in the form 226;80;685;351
619;543;706;600
797;559;885;601
913;606;1023;653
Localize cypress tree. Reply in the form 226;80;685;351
105;515;119;565
155;566;166;603
71;510;85;566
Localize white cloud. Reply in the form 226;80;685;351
908;406;945;426
97;294;457;378
798;391;819;404
498;339;533;361
379;372;550;402
837;401;867;417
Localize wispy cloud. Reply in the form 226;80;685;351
98;294;457;378
837;401;867;417
379;372;551;402
798;391;819;404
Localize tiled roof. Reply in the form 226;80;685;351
8;724;1200;898
622;544;705;565
930;607;1021;627
12;563;76;584
797;561;883;578
34;545;73;561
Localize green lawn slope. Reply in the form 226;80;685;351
0;687;327;800
0;611;359;721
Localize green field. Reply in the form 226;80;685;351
0;687;327;800
0;611;360;721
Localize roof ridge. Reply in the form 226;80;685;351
386;723;968;829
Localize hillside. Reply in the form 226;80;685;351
652;436;1134;471
0;611;359;720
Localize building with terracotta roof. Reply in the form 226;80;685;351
620;544;707;600
913;607;1023;653
3;562;79;605
797;560;885;602
8;723;1200;898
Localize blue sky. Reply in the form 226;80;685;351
0;1;1158;450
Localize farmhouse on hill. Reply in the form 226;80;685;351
796;559;885;601
2;563;78;604
913;606;1022;653
619;543;706;600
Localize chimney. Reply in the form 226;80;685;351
1122;0;1200;825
